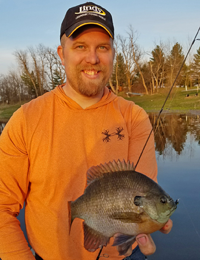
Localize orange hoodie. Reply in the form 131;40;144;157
0;86;157;260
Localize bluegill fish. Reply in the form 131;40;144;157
69;160;178;255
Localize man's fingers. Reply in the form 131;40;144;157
136;234;156;256
115;219;173;256
160;219;173;234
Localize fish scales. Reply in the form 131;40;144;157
72;171;158;234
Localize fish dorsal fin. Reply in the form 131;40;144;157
87;159;135;186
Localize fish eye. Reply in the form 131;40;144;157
160;196;167;204
134;196;142;206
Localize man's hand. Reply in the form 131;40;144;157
160;219;173;234
121;219;173;257
136;219;173;256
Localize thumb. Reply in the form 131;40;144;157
136;234;156;256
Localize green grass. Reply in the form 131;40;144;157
0;103;22;120
122;88;200;112
0;88;200;121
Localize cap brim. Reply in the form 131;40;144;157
65;21;114;39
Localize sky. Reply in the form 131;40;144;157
0;0;200;75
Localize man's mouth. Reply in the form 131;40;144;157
83;70;99;76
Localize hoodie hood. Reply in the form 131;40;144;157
52;85;117;110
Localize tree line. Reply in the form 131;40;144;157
0;26;200;104
0;45;66;104
110;26;200;95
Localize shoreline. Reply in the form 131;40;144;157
0;109;200;123
0;118;10;123
147;109;200;115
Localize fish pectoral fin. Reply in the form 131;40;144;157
112;234;136;256
83;222;110;252
109;212;143;223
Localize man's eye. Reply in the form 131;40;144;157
99;46;106;50
77;45;84;49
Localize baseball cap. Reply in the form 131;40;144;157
60;2;114;40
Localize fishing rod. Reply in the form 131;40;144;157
135;26;200;170
96;27;200;260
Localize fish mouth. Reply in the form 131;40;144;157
167;199;179;216
175;199;179;205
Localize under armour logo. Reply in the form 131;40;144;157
102;127;125;143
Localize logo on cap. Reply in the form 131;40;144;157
75;5;106;16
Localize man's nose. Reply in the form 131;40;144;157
85;49;100;64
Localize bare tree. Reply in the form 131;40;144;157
29;46;45;95
118;34;136;92
8;71;24;103
113;37;119;94
14;50;39;97
127;26;149;94
0;71;25;104
149;42;166;93
14;45;66;98
43;46;66;89
149;61;155;93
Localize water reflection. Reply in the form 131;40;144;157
149;113;200;155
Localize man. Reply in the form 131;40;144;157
0;2;172;260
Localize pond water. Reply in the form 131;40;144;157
148;112;200;260
0;112;200;259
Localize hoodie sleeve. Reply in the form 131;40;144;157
0;108;35;260
128;105;158;182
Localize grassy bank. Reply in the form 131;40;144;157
0;103;22;121
121;88;200;113
0;88;200;121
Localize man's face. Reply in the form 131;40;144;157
58;26;115;97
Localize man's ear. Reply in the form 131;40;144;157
57;45;64;65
